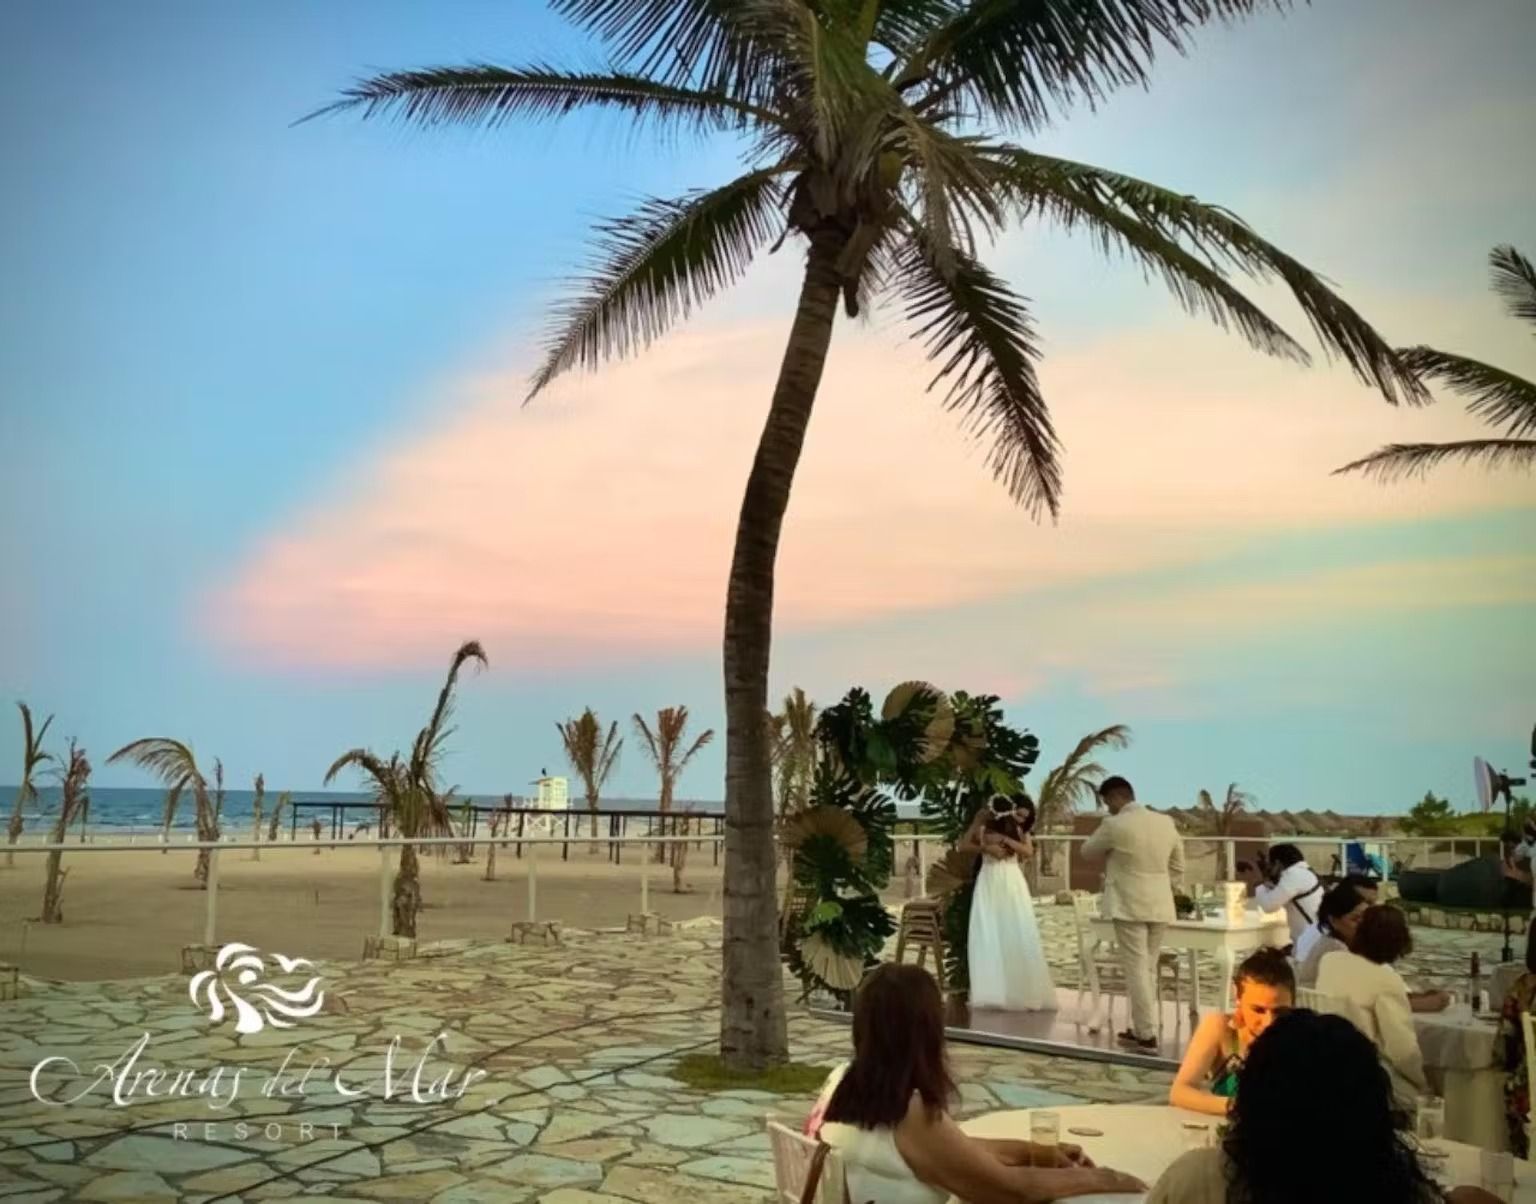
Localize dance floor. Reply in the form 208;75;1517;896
813;987;1209;1069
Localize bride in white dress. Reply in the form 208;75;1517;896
965;793;1057;1011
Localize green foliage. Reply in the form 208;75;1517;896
789;683;1037;1002
671;1053;831;1095
1400;792;1457;837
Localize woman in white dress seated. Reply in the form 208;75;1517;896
1315;904;1447;1106
1294;880;1371;987
1148;1009;1498;1204
963;793;1057;1012
810;964;1144;1203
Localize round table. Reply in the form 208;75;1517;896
960;1104;1536;1201
1417;1003;1507;1152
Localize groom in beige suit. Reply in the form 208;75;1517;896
1079;776;1184;1051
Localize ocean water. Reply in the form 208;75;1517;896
1;786;732;834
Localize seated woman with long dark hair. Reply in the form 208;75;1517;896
1148;1009;1499;1204
813;964;1144;1203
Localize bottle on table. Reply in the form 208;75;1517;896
1470;952;1482;1013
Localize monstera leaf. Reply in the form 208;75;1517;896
925;847;978;899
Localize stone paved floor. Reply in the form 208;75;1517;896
0;905;1498;1202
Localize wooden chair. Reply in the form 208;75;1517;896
767;1118;848;1204
893;899;946;987
780;885;816;957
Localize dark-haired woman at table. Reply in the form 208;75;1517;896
812;964;1144;1203
1148;1009;1501;1204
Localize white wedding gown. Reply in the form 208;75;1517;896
968;854;1057;1011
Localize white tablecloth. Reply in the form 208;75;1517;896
960;1104;1536;1201
1417;1003;1507;1152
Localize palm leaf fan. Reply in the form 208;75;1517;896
779;804;869;862
800;932;866;992
881;680;956;765
925;847;978;899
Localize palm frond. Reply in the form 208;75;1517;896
412;640;487;784
678;728;716;772
982;149;1424;404
161;777;189;830
551;0;787;102
528;169;787;397
301;64;776;132
323;748;400;795
1491;244;1536;328
1335;438;1536;482
107;738;202;789
17;702;54;772
892;227;1061;517
899;0;1287;131
1400;347;1536;438
632;714;661;767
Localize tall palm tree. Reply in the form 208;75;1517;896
1196;783;1254;837
108;739;221;886
557;709;623;841
634;706;715;863
40;740;89;924
1036;723;1131;871
1338;245;1536;481
6;702;53;867
313;1;1420;1068
326;640;487;938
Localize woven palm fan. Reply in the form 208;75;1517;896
881;680;956;764
801;932;865;991
925;847;978;899
779;804;869;862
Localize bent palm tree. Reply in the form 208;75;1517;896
108;739;221;886
1196;783;1254;837
1036;723;1131;870
314;1;1420;1067
558;709;623;842
6;702;53;867
634;706;715;863
1338;245;1536;480
326;640;487;938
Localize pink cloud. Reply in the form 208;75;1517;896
204;301;1528;673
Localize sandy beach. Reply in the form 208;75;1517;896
0;838;739;982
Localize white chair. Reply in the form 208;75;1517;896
768;1118;847;1204
1523;1011;1536;1150
1070;893;1181;1039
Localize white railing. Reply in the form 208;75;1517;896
5;828;1506;965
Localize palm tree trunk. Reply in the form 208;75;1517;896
6;785;29;867
654;775;672;865
720;242;841;1070
394;844;422;937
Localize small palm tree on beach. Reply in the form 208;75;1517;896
768;688;818;823
314;0;1421;1067
558;709;623;843
6;702;53;867
326;640;487;938
634;706;714;864
1338;245;1536;481
107;738;222;886
39;740;89;924
251;773;266;861
1196;783;1254;837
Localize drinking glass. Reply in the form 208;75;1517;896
1481;1149;1516;1203
1031;1111;1060;1149
1415;1095;1446;1144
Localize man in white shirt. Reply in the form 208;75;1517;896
1245;844;1322;947
1080;776;1184;1052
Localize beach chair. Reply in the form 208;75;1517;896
768;1118;848;1204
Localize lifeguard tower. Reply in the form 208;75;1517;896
526;772;570;837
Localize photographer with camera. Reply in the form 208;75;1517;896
1240;843;1321;949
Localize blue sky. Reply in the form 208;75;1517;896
1;0;1532;811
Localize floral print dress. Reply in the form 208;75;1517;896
1494;971;1536;1157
